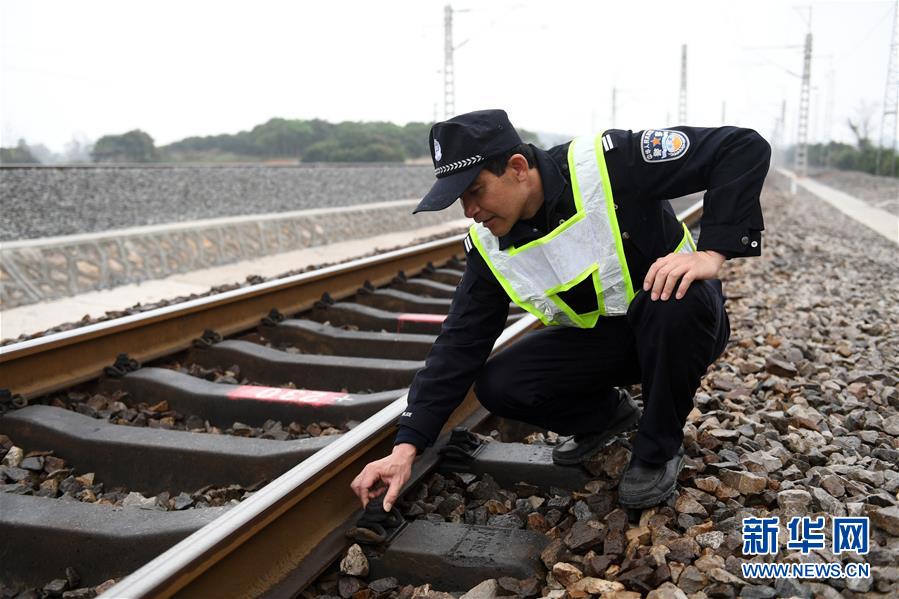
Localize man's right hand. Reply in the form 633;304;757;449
350;443;417;512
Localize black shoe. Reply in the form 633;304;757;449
551;390;641;465
618;446;685;509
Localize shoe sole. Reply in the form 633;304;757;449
551;404;641;466
618;452;685;509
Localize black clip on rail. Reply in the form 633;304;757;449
0;389;28;413
357;280;376;295
261;308;286;327
191;329;222;349
437;427;485;472
314;292;335;309
346;494;405;545
103;353;141;378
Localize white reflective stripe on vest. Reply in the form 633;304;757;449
569;133;633;316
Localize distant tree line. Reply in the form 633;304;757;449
800;142;898;178
783;113;898;178
161;118;538;163
0;140;41;164
160;118;427;162
2;118;540;164
92;130;158;162
811;109;897;177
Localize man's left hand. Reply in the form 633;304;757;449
643;250;725;301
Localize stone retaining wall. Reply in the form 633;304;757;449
0;200;460;309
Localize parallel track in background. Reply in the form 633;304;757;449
0;236;465;399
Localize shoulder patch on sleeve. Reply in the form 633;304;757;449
463;233;473;255
640;129;690;163
601;133;616;152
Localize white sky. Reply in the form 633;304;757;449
1;0;896;153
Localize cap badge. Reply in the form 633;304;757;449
433;139;442;162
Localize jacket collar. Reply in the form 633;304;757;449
497;144;569;250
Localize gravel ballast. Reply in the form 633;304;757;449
0;164;434;241
3;170;896;596
2;164;891;242
314;176;898;597
0;433;257;512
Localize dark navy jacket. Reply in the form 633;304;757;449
396;126;771;450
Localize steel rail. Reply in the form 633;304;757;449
103;201;704;598
0;234;465;399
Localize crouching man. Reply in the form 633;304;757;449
351;109;769;512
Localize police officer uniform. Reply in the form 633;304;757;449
395;109;770;508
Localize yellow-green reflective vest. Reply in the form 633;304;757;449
470;132;696;328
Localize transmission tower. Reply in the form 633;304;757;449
877;1;899;176
795;31;813;177
678;45;687;123
444;4;455;119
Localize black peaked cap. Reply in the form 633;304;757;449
414;109;523;213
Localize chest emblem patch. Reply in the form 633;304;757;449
641;129;690;162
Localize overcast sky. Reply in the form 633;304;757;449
1;0;896;154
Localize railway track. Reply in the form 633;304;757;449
0;201;703;598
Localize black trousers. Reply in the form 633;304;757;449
474;279;730;465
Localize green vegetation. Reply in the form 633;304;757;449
804;142;898;178
162;118;432;162
2;118;541;164
795;113;899;178
92;130;159;163
0;140;40;164
160;117;539;163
